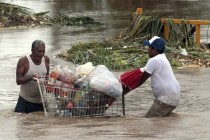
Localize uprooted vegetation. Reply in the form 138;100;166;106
57;14;210;71
0;2;103;28
0;2;50;27
1;2;210;71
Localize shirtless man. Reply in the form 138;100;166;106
15;40;50;113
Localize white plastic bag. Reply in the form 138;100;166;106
179;46;188;56
75;62;95;78
88;65;122;99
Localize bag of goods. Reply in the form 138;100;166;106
71;90;90;116
48;65;76;86
75;62;95;78
88;65;123;99
69;78;89;115
46;65;61;95
73;76;89;90
59;66;76;85
48;65;61;85
59;67;76;97
92;93;116;115
47;65;76;97
71;91;114;116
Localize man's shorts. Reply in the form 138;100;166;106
15;95;44;113
144;99;176;118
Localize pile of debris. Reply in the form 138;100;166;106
1;2;210;70
0;2;49;27
0;2;103;28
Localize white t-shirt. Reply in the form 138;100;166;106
145;53;180;106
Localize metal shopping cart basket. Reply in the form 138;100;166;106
36;76;125;117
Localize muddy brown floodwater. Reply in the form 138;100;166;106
1;0;210;139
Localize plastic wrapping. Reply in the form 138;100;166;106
88;65;123;99
75;62;95;78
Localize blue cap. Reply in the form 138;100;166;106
144;36;165;53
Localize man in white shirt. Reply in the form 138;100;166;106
135;36;180;118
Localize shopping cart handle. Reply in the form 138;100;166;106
33;77;38;81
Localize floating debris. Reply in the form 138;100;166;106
57;40;148;71
0;2;50;27
1;2;210;70
57;14;210;70
49;13;103;27
0;2;104;28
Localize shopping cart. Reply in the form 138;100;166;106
36;76;125;117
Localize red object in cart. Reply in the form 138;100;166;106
119;68;144;90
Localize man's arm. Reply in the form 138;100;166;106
16;57;35;85
122;71;151;95
135;71;151;88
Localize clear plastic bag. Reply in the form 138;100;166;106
88;65;123;99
